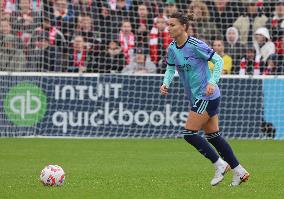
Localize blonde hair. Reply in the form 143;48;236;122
188;1;210;21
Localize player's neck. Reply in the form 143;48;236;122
176;33;188;47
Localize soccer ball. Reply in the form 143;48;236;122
40;165;65;186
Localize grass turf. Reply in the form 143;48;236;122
0;139;283;199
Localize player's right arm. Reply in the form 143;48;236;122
161;65;175;96
161;46;175;96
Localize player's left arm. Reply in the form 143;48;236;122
193;41;223;95
208;53;224;86
205;53;223;95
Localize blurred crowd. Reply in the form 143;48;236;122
0;0;283;75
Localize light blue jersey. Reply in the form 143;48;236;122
163;36;223;103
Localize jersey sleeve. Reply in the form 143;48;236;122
208;53;224;86
163;45;176;87
194;41;215;61
163;65;176;88
166;46;175;66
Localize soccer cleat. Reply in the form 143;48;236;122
230;169;250;186
211;162;231;186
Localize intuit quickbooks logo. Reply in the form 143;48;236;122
3;82;47;126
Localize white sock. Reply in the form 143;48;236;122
213;158;226;168
233;164;244;174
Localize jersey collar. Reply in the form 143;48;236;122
175;36;190;49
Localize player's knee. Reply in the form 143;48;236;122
205;131;221;140
182;129;198;141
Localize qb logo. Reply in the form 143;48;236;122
4;82;47;126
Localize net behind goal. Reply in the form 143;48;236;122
0;0;283;138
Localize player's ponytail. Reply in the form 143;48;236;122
170;12;195;31
187;12;195;22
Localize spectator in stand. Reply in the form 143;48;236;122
96;2;117;46
186;21;197;37
118;20;135;65
209;38;232;74
0;11;12;22
72;0;99;22
275;33;284;54
42;0;54;22
224;27;245;74
163;0;178;19
233;0;268;46
205;0;244;38
108;0;131;12
27;31;63;71
267;0;284;42
31;16;67;52
67;35;93;73
124;0;134;11
110;0;130;29
30;0;42;12
0;34;27;71
187;1;218;44
2;0;17;13
131;3;153;52
130;0;164;19
74;13;101;50
176;0;192;13
122;47;156;74
239;44;258;75
253;27;275;74
149;15;172;74
11;0;41;51
0;19;23;49
53;0;75;42
0;20;12;37
263;54;284;75
0;7;2;22
96;40;126;73
267;1;284;58
260;0;277;18
29;15;67;68
10;0;41;13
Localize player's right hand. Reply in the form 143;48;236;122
160;84;169;96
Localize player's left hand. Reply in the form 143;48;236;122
205;83;215;96
160;84;169;96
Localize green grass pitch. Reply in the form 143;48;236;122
0;138;284;199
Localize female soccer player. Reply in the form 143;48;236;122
160;12;250;186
